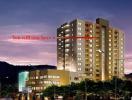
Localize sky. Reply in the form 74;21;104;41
0;0;132;74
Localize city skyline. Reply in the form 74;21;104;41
0;0;132;74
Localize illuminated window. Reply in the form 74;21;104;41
65;34;70;37
109;76;112;78
89;44;92;47
78;22;82;25
48;75;53;78
40;76;43;79
109;43;111;46
78;63;82;66
58;43;61;45
96;44;99;47
90;25;92;28
109;66;111;69
53;75;60;79
43;75;47;78
65;24;70;27
65;49;69;52
65;29;70;32
78;68;82;71
58;39;61;41
78;58;82;60
65;39;70;42
96;54;99;56
90;30;93;33
56;76;60;78
78;52;82;55
90;69;92;72
121;55;123;57
121;68;124;71
78;43;82;45
89;49;92;52
89;34;92;37
65;44;70;47
36;76;38;79
90;59;92;62
109;53;112;55
96;59;99;61
109;30;112;33
89;40;92;43
78;27;82;31
90;54;92;57
90;74;92;76
78;48;82;50
65;54;69;56
78;32;82;35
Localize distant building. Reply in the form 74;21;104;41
18;71;29;92
0;61;56;92
57;18;124;81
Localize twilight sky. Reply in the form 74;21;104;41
0;0;132;74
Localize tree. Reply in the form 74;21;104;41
42;78;132;99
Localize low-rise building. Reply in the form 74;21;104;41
26;69;76;93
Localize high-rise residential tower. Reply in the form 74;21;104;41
57;18;124;81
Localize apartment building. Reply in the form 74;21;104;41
57;18;124;81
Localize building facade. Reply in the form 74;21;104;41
26;69;72;93
57;18;124;81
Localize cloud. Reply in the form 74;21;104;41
0;23;54;34
124;53;132;74
0;52;56;66
0;24;54;66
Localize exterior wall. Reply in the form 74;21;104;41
26;69;70;93
57;18;124;81
76;19;86;74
